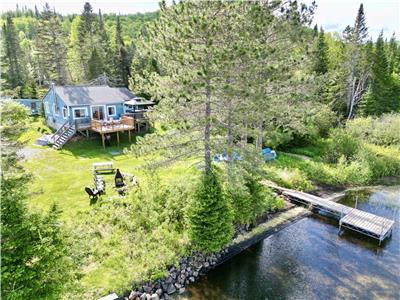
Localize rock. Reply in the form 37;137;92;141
140;293;147;300
204;262;210;268
174;283;182;289
156;289;163;296
193;271;199;277
189;276;195;283
178;288;185;294
166;283;176;295
146;294;152;300
129;291;142;300
165;276;173;284
161;283;169;291
143;286;152;293
150;294;159;300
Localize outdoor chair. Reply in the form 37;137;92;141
85;187;100;200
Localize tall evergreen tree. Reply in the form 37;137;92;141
362;32;399;115
114;15;130;86
313;27;329;74
1;15;24;89
35;4;69;84
342;3;369;119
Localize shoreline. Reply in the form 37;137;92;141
121;205;310;300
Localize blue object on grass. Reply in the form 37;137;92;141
262;148;277;161
213;151;242;163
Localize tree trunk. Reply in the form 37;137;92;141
204;79;212;174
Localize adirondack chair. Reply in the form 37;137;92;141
85;187;100;200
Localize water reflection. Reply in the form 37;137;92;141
177;186;400;300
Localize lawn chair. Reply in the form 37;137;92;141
85;187;100;200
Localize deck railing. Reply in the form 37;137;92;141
90;116;135;133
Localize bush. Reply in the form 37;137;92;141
265;165;314;191
346;114;400;146
226;171;278;225
324;128;360;163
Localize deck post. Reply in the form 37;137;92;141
128;130;131;143
117;131;120;146
101;134;105;149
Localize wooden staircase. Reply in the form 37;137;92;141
51;121;76;149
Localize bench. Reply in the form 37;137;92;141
93;162;115;174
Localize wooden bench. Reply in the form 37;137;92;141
93;162;115;174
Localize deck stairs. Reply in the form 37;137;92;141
51;121;76;149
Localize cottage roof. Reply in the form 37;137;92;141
53;85;135;106
124;98;155;106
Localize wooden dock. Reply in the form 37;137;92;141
267;185;394;244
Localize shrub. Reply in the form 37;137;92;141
346;114;400;146
265;165;314;191
324;128;360;163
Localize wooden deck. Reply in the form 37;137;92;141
267;184;394;244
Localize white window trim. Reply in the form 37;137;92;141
72;107;88;120
62;105;69;119
107;105;117;117
53;103;59;116
45;102;50;114
90;105;107;121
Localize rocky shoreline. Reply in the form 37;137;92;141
117;205;310;300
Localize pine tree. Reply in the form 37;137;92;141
387;33;398;74
98;9;113;76
1;15;25;89
361;32;396;115
189;169;233;253
88;48;104;79
114;15;130;86
35;4;69;84
313;27;329;74
342;3;369;119
78;2;98;80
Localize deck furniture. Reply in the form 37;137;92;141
85;187;100;200
94;174;105;193
93;162;114;174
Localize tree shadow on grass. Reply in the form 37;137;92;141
60;131;146;160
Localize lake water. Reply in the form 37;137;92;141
177;186;400;300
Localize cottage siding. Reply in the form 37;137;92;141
43;90;69;130
15;99;41;115
43;86;135;130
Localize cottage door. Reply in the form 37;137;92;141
91;106;105;121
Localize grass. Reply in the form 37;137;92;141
20;118;198;298
21;118;196;221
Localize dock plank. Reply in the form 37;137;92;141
268;184;395;242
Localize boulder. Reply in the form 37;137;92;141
139;293;147;300
166;283;176;295
143;286;152;293
189;276;195;283
156;289;163;296
150;294;159;300
129;291;142;300
178;288;185;294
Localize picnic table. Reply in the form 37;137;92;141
93;162;115;174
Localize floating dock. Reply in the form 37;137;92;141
268;185;395;245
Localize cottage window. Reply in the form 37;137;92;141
62;106;68;118
31;102;37;110
107;106;116;117
73;108;87;119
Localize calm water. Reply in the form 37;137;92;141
177;186;400;300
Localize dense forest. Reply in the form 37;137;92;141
0;2;157;97
1;1;400;299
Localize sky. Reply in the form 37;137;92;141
1;0;399;40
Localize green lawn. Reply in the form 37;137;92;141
21;118;196;220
